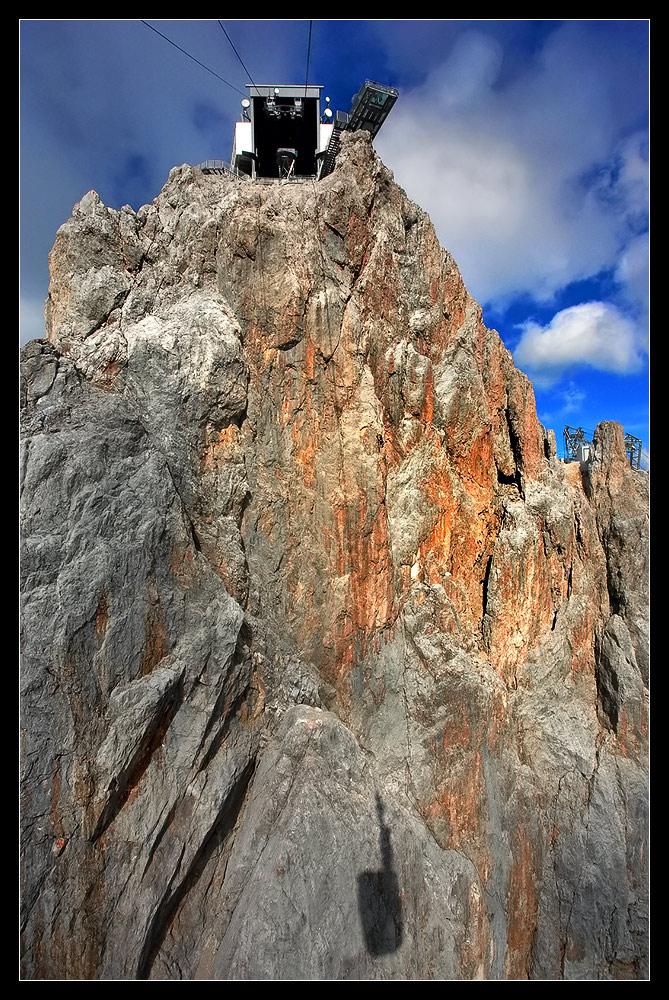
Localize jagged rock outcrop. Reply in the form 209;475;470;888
20;132;649;980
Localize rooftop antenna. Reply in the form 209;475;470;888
321;96;332;124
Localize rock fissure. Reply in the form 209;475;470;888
137;755;256;980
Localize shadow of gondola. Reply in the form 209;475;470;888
357;793;403;955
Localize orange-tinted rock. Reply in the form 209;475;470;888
21;134;648;980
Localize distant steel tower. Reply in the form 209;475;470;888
563;425;591;463
624;433;642;469
564;425;644;469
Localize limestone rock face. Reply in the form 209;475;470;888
21;132;648;980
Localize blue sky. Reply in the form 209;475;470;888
19;19;649;463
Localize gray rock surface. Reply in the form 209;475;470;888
21;133;648;979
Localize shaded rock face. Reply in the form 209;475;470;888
20;133;648;980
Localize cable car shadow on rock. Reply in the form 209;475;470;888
357;793;404;956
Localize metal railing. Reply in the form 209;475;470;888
197;159;246;179
197;159;316;184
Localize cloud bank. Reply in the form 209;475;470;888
375;22;648;317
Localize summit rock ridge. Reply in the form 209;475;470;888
20;131;648;980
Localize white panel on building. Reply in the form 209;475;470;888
234;121;253;157
318;123;334;155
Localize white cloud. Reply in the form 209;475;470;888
375;22;648;310
560;381;586;415
428;32;504;110
514;301;643;384
616;132;650;221
616;230;649;320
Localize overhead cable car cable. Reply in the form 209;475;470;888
217;21;258;90
304;20;313;98
140;20;246;96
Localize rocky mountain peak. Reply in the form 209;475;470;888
21;131;648;980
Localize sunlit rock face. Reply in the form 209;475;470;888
21;132;648;980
